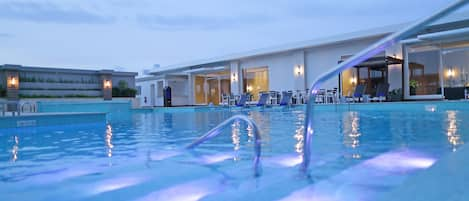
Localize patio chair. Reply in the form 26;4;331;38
256;92;270;106
346;84;367;102
371;83;390;102
220;93;230;106
280;91;293;106
236;94;248;107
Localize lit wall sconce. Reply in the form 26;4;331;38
231;73;238;82
246;85;252;92
447;68;455;78
8;76;18;89
350;76;357;84
294;65;303;76
104;80;112;89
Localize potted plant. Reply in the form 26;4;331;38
389;88;402;101
409;80;419;96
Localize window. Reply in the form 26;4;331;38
407;47;442;96
243;67;269;100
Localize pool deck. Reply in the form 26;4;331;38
135;100;469;112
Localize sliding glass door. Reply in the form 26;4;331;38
441;43;469;99
404;45;443;99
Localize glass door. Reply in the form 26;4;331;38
243;67;269;101
404;45;443;99
441;43;469;100
194;75;207;105
207;78;220;105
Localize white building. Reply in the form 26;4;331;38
137;12;469;107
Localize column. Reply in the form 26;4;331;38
230;61;242;95
100;70;113;101
4;65;20;101
293;50;306;91
187;73;194;105
3;65;20;112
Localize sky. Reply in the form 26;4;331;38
0;0;463;75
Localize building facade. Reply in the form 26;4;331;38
1;64;137;100
137;12;469;107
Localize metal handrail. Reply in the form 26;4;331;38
20;101;37;113
0;100;21;116
300;0;469;174
186;114;262;177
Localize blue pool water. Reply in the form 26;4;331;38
1;102;468;200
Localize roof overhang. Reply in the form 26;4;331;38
153;11;469;75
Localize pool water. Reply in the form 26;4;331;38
1;102;468;201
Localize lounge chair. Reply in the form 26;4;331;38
346;84;367;102
280;91;293;106
256;92;270;106
236;94;248;107
371;83;390;102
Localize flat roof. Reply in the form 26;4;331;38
1;64;138;76
151;11;469;75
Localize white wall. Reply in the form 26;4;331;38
136;78;162;107
239;50;305;92
167;78;189;106
136;76;189;107
305;36;383;90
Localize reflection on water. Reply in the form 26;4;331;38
446;111;463;152
105;124;114;158
247;124;253;143
294;126;304;154
343;112;361;159
11;136;19;162
231;121;240;161
294;112;305;156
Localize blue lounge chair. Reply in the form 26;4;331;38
371;83;390;102
256;92;270;106
345;84;367;103
280;91;293;106
236;94;248;107
352;84;367;102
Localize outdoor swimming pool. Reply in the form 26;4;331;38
1;101;468;201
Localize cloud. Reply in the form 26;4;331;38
0;1;115;24
137;14;274;30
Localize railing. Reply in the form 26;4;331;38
20;101;37;113
186;115;262;177
300;0;469;174
0;101;21;116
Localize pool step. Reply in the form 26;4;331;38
277;149;435;201
199;149;436;201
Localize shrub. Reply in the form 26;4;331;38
112;87;137;97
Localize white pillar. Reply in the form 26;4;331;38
230;61;242;95
293;50;306;90
187;73;194;105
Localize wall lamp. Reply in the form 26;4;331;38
104;80;112;89
447;68;455;78
350;76;357;85
294;65;303;76
9;76;17;87
232;73;238;82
